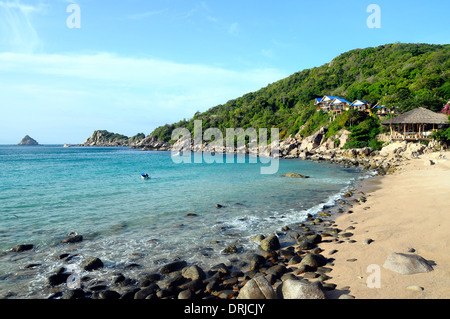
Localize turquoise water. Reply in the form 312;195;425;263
0;145;365;298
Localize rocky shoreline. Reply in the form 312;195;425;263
2;172;381;300
3;130;445;300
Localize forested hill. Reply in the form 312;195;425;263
150;43;450;142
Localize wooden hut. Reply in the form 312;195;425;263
382;107;449;141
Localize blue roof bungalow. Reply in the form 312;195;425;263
329;97;351;119
315;95;340;112
350;100;371;113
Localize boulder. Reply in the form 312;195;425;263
383;253;433;275
11;244;34;252
61;235;83;244
160;260;187;274
48;273;70;286
281;279;325;299
81;257;104;271
237;276;277;299
248;254;266;270
260;234;280;252
222;244;238;254
182;265;206;281
299;253;328;268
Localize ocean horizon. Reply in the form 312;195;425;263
0;145;367;298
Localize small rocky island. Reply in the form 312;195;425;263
18;135;39;146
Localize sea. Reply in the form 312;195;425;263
0;145;368;298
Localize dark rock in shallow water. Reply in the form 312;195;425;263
61;235;83;244
11;244;34;252
160;260;187;274
62;289;85;299
48;273;70;286
280;173;310;178
222;244;238;254
81;257;104;271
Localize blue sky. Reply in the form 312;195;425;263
0;0;449;144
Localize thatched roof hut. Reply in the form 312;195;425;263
382;107;449;141
382;107;448;125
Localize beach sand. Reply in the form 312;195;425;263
320;150;450;299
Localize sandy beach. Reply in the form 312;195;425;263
320;150;450;299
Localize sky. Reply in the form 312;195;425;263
0;0;449;144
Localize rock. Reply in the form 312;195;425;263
222;244;238;254
134;283;159;299
62;289;85;299
99;290;121;299
296;238;317;250
165;273;188;288
363;238;374;245
249;254;266;270
182;265;206;281
160;260;187;274
178;289;194;299
383;253;433;275
179;279;204;291
18;135;39;146
48;273;70;286
260;234;280;252
406;285;424;292
299;253;328;268
81;257;104;271
209;263;229;275
265;264;288;279
237;276;278;299
281;279;325;299
79;130;146;147
11;244;34;252
61;235;83;244
280;173;310;178
250;234;265;242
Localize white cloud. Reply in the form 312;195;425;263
0;0;44;53
126;8;168;20
0;52;287;143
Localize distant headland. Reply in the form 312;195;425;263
18;135;39;146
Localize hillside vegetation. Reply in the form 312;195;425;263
150;43;450;145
